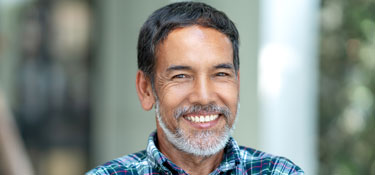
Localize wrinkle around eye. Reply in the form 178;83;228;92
155;73;190;91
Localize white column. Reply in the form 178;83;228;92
258;1;319;174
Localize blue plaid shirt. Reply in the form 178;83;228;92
87;132;304;175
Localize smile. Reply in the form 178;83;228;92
185;114;219;123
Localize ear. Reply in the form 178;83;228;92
136;70;155;111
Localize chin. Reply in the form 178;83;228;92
160;115;234;156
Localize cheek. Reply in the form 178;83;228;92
215;83;239;115
159;84;192;116
159;83;192;103
216;81;239;99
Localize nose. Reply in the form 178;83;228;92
188;76;216;105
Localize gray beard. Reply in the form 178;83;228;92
155;100;238;157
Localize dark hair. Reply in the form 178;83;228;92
137;2;239;82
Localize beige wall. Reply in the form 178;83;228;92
92;0;259;166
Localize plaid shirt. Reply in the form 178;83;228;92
87;132;304;175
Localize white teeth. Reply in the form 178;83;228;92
186;114;219;123
204;116;209;122
195;116;199;122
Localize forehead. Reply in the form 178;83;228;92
155;25;233;68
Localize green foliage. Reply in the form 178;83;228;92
319;0;375;174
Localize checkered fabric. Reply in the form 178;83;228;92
87;132;304;175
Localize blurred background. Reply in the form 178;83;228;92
0;0;373;175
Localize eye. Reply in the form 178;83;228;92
172;74;188;79
216;72;230;77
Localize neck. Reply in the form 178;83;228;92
156;127;224;175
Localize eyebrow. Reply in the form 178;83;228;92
166;63;234;72
166;65;192;72
214;63;234;70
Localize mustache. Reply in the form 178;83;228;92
174;103;232;120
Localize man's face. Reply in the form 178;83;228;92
153;25;239;156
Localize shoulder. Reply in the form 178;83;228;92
86;150;150;175
238;146;305;175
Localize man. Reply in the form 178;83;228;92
87;2;304;175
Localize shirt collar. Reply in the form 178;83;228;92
145;132;168;169
216;136;242;172
146;131;242;173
